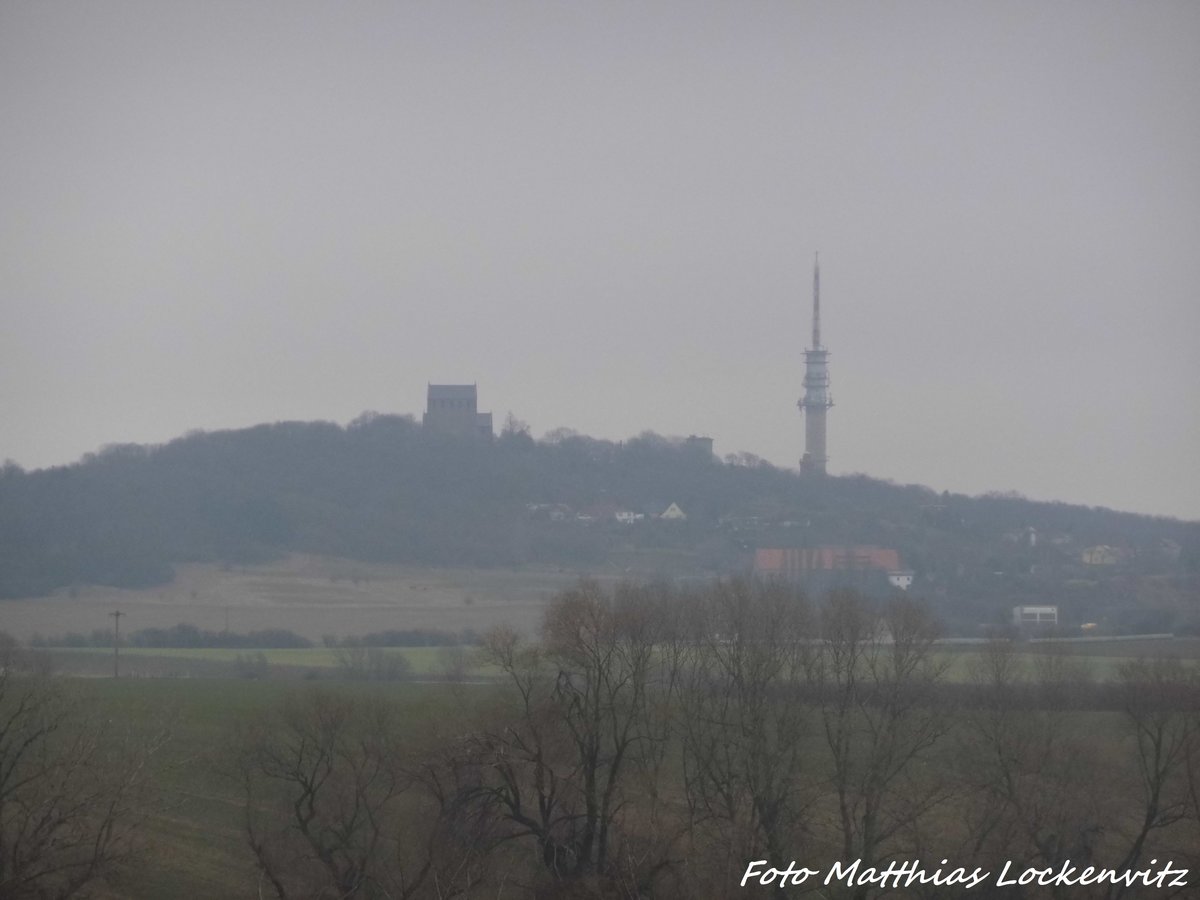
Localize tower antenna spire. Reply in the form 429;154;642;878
812;252;821;349
798;251;832;475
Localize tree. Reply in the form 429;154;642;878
954;638;1104;896
813;590;950;895
234;689;485;900
501;413;532;441
1105;658;1199;900
673;579;815;882
333;646;414;681
463;581;673;893
0;669;165;899
955;644;1200;900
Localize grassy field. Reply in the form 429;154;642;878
933;636;1200;681
47;644;501;679
30;632;1200;899
8;559;1197;897
37;635;1200;681
66;678;478;899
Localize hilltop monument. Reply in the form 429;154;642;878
423;384;493;438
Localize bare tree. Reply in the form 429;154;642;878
0;669;166;899
954;638;1107;899
673;579;815;887
1104;657;1199;900
464;581;673;894
954;641;1200;900
234;689;484;900
813;590;950;897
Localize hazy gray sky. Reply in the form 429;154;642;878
2;2;1197;519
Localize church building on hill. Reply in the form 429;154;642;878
423;384;493;438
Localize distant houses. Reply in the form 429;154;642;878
525;501;687;525
1081;545;1124;566
1003;526;1038;547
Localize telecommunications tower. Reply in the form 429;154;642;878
799;253;832;475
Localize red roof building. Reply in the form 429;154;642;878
754;546;901;579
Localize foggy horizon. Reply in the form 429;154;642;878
3;2;1198;520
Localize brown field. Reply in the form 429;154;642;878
0;555;624;642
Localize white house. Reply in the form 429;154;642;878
659;503;687;521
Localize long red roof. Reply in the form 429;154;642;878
754;546;901;576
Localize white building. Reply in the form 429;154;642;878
659;502;687;521
1012;605;1058;627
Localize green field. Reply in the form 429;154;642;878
13;635;1200;899
48;644;500;678
64;678;486;899
933;636;1200;681
64;655;1198;897
42;635;1200;682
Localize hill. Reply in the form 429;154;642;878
1;413;1197;633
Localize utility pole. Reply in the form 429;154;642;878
109;610;123;678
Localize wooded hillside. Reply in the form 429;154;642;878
1;414;1196;633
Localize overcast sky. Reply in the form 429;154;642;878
2;2;1197;520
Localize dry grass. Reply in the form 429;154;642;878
1;555;622;642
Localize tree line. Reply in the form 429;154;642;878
27;623;480;650
3;581;1199;898
228;581;1200;900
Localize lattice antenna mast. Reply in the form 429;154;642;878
799;252;832;475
